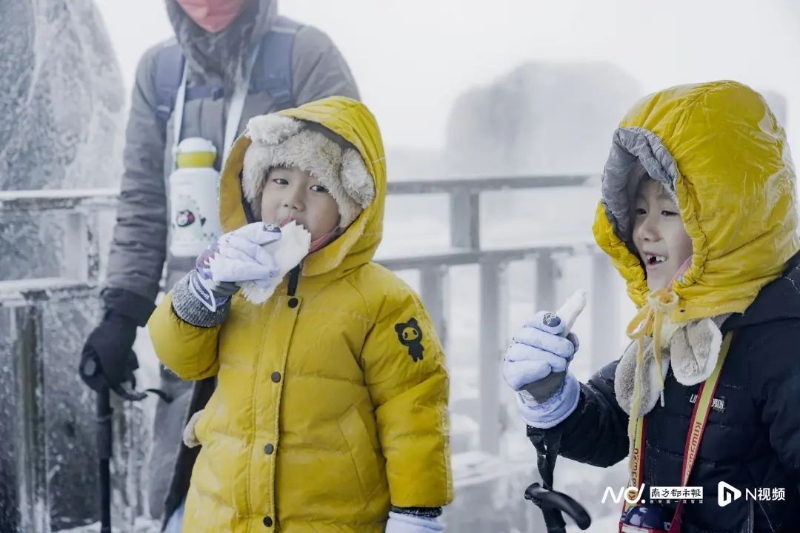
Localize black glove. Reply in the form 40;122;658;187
80;312;147;400
79;288;156;400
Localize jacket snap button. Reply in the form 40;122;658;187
288;297;298;308
264;443;274;455
263;515;273;527
271;371;281;383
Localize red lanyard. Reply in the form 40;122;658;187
623;331;734;533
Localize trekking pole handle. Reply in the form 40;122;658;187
525;482;592;530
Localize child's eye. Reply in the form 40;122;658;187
310;184;329;193
634;208;647;216
662;210;679;217
271;178;288;185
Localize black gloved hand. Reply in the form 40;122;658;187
80;312;146;401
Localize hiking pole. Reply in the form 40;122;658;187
525;480;591;532
97;384;113;533
81;346;174;533
526;430;592;532
522;290;592;532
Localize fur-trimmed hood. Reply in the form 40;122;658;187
219;96;386;278
614;313;730;418
241;115;375;229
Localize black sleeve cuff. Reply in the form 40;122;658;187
391;506;442;518
101;287;156;327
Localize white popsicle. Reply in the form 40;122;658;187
520;289;588;398
554;289;588;336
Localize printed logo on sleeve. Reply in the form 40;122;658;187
395;318;425;362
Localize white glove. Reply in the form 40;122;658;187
502;310;579;393
189;222;283;311
238;220;311;304
503;311;581;428
502;290;587;429
385;512;443;533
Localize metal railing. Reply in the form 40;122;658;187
0;175;621;530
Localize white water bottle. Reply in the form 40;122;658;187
169;138;223;257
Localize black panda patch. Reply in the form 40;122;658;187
395;318;425;362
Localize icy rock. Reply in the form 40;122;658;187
0;0;125;281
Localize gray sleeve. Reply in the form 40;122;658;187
291;25;360;104
105;45;168;303
171;273;230;328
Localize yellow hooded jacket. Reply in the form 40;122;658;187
148;97;453;532
593;81;800;454
594;80;799;326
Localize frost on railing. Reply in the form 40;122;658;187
0;188;141;532
0;281;149;533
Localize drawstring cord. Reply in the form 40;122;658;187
624;288;680;471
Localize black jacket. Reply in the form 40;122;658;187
530;259;800;533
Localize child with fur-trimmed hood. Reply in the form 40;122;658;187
148;96;452;533
503;81;800;532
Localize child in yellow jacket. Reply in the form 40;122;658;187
148;97;452;533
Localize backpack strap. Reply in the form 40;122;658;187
154;43;225;132
252;16;303;110
154;42;185;129
153;16;303;132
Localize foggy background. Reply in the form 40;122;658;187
3;1;799;531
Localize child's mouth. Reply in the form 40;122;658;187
278;216;295;227
644;253;667;269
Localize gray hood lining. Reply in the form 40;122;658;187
165;0;277;87
601;127;681;242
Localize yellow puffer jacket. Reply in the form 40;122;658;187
148;97;453;532
593;80;800;324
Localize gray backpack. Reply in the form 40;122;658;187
153;16;302;130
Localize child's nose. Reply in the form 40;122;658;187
282;190;305;211
636;215;659;241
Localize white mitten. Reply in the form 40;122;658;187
239;220;311;304
182;409;204;448
189;222;283;311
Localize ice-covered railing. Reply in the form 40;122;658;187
0;177;621;532
0;188;117;289
379;176;620;457
0;188;139;533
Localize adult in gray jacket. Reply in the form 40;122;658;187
78;0;359;523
